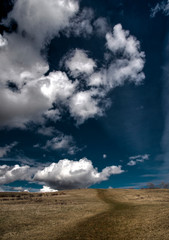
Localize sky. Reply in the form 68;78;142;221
0;0;169;192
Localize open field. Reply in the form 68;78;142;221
1;189;169;240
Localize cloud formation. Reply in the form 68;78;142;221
151;1;169;17
67;24;145;123
69;90;104;124
0;0;78;128
44;134;78;155
65;49;96;77
0;1;145;128
37;126;56;137
34;158;124;190
127;154;149;166
6;0;79;46
105;24;145;88
0;34;7;47
64;8;94;37
0;158;123;189
0;164;32;185
0;142;18;158
40;185;58;193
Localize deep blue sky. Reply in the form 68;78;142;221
0;0;169;192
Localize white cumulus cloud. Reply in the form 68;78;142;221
0;0;145;128
0;158;124;189
0;164;32;185
34;158;124;190
0;0;79;128
6;0;79;46
61;24;145;124
0;32;48;88
65;49;96;77
40;186;58;193
40;71;77;103
105;24;145;88
69;90;103;124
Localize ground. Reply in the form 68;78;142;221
1;189;169;240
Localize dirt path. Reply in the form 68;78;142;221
59;189;134;240
59;189;169;240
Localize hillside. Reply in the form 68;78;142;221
1;189;169;240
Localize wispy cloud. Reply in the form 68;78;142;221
43;135;79;155
0;142;18;158
150;0;169;17
127;154;149;166
37;126;56;137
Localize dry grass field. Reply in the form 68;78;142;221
1;189;169;240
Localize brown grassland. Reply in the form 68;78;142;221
1;189;169;239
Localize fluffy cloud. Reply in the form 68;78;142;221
34;158;124;190
127;154;149;166
44;135;78;155
0;0;78;128
105;24;145;88
0;164;32;185
65;49;96;77
40;71;77;103
0;158;123;189
64;24;145;123
6;0;79;46
151;1;169;17
0;70;77;128
0;41;47;127
0;142;18;158
0;34;8;48
0;33;48;88
40;186;58;192
88;71;107;87
0;0;145;128
69;90;103;124
0;79;51;128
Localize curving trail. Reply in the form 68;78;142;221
59;189;169;240
59;189;134;240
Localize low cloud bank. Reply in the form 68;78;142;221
0;158;124;190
